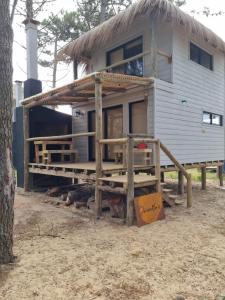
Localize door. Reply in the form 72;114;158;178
88;105;123;161
129;100;147;134
105;106;123;160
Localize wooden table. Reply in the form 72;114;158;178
114;148;152;165
34;140;78;164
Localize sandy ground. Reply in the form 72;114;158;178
0;182;225;300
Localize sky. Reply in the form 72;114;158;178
12;0;225;113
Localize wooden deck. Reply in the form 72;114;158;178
29;162;154;181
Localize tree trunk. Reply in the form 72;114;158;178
100;0;107;23
0;0;15;264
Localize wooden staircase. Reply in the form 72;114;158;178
95;135;193;225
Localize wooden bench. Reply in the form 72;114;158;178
34;140;78;164
114;148;152;165
42;149;79;164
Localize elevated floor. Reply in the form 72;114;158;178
29;160;224;181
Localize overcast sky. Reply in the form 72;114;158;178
12;0;225;113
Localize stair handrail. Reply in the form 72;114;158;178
160;142;192;208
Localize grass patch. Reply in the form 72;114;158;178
165;168;223;182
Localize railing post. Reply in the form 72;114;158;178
127;137;134;226
155;140;161;193
187;174;192;208
95;77;103;218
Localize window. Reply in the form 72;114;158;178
107;37;143;77
203;112;223;126
190;43;213;70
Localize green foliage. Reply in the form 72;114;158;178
76;0;132;30
166;168;223;183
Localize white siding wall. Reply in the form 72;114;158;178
155;27;225;165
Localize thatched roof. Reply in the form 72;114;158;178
57;0;225;62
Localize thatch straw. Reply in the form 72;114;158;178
57;0;225;62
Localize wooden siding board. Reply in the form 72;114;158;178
155;27;225;165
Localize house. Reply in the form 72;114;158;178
21;0;225;225
58;0;225;166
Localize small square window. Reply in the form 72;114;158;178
203;111;223;126
203;112;211;124
212;114;222;126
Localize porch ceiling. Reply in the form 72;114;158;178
21;72;153;109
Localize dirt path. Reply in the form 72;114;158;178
0;183;225;300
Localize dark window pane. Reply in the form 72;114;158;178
190;42;213;70
107;37;143;77
124;38;143;59
200;50;213;70
126;58;143;76
190;43;199;64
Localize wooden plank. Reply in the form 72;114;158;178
23;107;30;191
100;138;128;145
43;150;78;154
99;175;158;184
28;132;95;142
127;137;134;226
95;77;103;217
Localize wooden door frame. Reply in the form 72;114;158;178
88;104;123;161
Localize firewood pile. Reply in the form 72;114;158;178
46;184;126;219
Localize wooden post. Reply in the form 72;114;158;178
218;165;223;187
149;20;157;77
178;171;184;195
187;174;192;208
127;137;134;226
155;140;161;193
201;166;206;190
23;107;30;191
95;77;103;218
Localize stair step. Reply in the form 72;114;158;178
163;188;173;193
169;195;178;200
174;199;184;205
160;183;166;187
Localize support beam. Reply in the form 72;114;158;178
23;107;30;191
218;165;223;187
149;20;157;77
155;140;161;192
178;171;184;195
127;137;134;226
187;174;192;208
95;78;103;218
201;166;206;190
